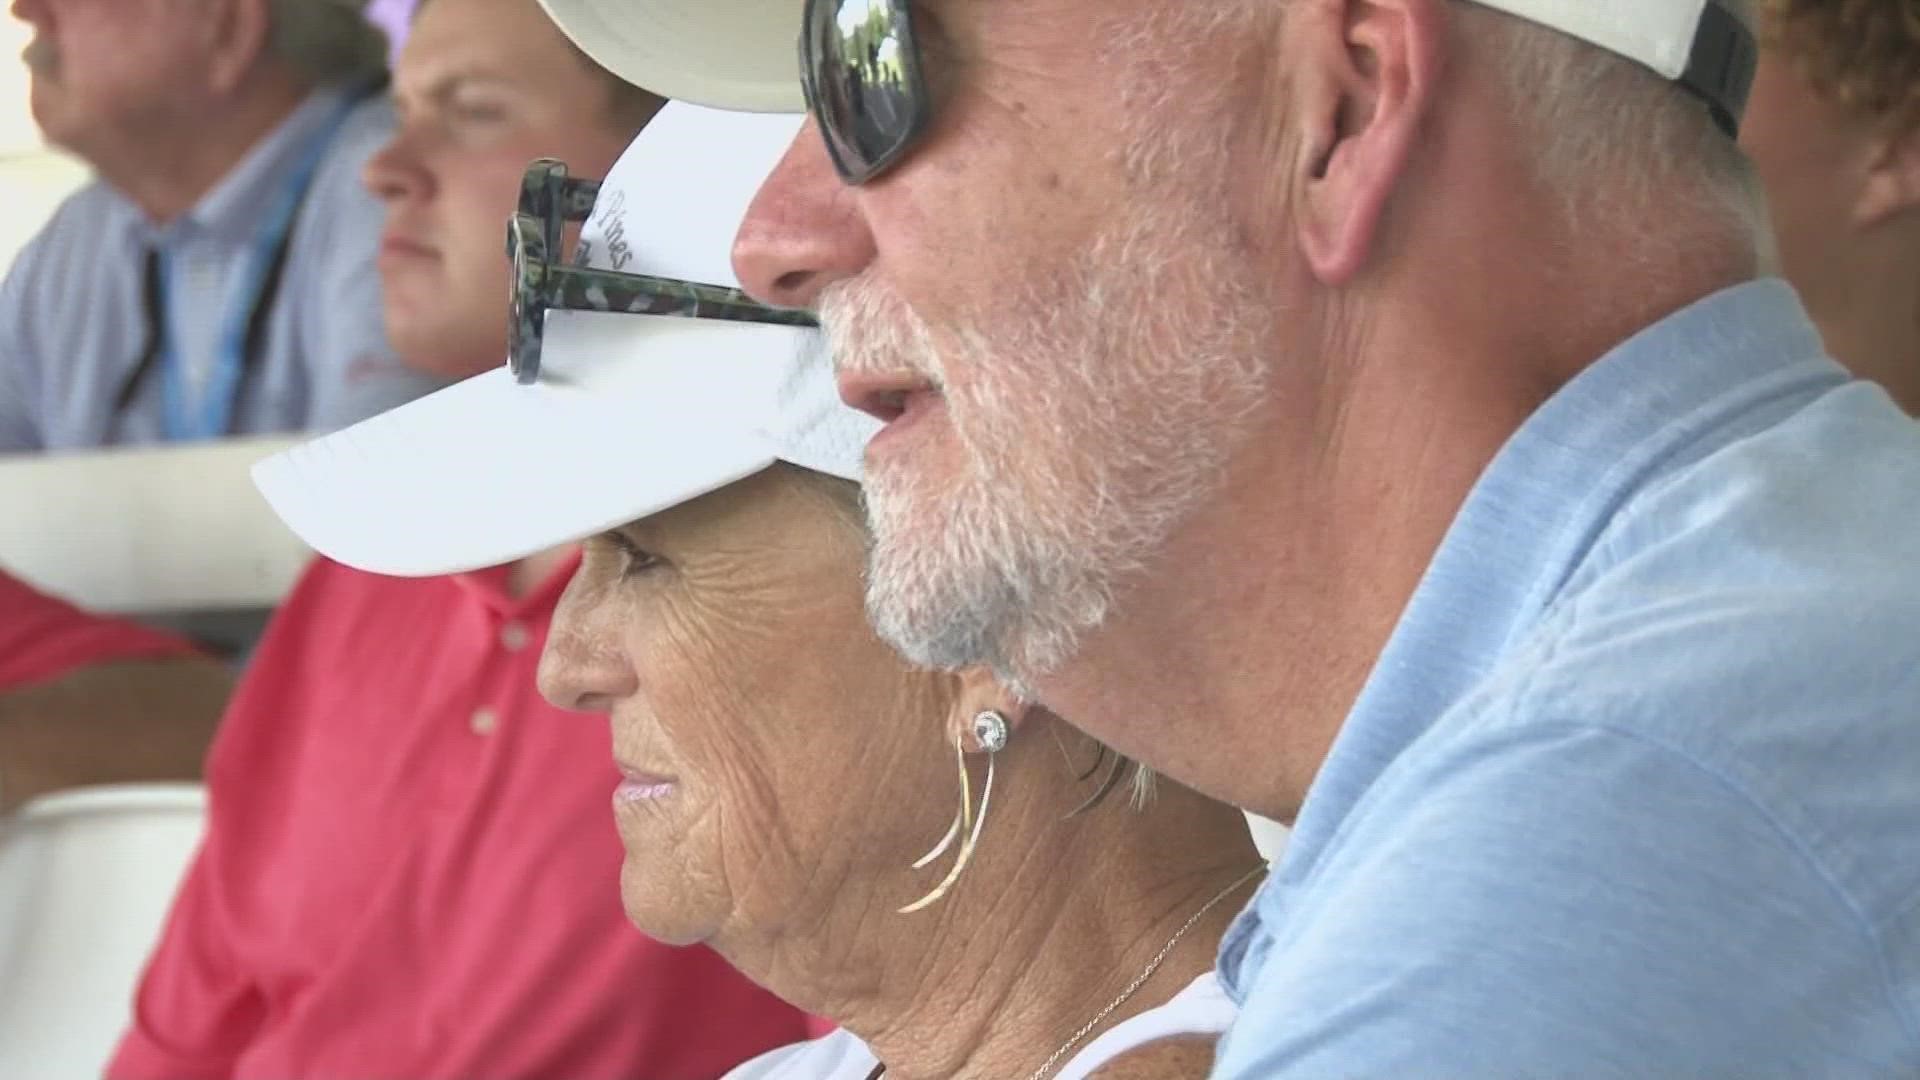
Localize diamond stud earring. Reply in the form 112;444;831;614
972;709;1009;753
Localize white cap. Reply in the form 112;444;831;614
536;0;1750;131
252;102;880;577
538;0;806;113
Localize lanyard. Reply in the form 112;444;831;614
115;90;366;441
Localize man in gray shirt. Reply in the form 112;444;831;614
0;0;444;452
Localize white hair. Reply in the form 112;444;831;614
1201;0;1773;267
1469;1;1775;267
793;466;1165;812
266;0;390;87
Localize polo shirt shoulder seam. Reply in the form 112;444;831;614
1529;433;1920;924
1521;360;1845;629
1491;655;1920;1054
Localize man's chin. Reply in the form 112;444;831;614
22;38;60;81
26;94;69;146
413;353;504;382
864;560;1010;674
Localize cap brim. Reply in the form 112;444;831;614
536;0;1738;121
1479;0;1721;79
254;312;808;577
538;0;805;113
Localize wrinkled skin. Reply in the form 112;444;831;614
539;466;960;950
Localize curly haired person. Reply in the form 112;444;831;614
1745;0;1920;412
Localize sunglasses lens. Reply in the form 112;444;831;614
805;0;919;181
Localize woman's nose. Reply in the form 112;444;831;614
732;120;879;310
537;590;637;714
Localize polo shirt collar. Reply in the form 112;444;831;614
1218;278;1840;993
453;549;586;620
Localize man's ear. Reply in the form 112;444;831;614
1854;120;1920;228
1287;0;1445;285
948;667;1035;750
204;0;276;97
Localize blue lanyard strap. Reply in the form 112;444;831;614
153;89;366;441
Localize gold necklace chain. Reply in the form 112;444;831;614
868;863;1266;1080
1021;864;1266;1080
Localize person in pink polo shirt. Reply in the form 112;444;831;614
107;0;812;1076
0;568;229;813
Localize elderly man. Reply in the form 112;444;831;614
0;0;440;451
536;0;1920;1074
107;0;810;1075
1742;0;1920;413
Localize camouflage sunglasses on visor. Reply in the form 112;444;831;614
800;0;1757;185
505;159;817;385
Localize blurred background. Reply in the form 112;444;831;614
0;13;85;271
0;6;423;1075
0;2;412;272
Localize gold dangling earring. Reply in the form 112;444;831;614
898;710;1007;914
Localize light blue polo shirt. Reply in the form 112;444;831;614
0;83;446;453
1212;280;1920;1077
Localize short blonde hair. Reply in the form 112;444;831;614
1477;2;1768;249
408;0;664;130
1761;0;1920;131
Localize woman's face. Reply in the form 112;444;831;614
538;466;958;948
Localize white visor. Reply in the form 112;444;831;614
253;103;879;577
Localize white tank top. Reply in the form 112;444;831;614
723;971;1236;1080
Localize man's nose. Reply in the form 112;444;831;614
361;133;427;206
732;119;878;310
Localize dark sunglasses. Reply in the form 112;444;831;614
799;0;930;185
505;159;818;385
797;0;1756;186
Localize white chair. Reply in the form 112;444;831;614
0;436;309;615
0;438;307;1077
0;784;208;1080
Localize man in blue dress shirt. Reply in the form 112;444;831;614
0;0;442;452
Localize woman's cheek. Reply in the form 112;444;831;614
641;604;773;769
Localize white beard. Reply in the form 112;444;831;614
821;197;1272;689
816;0;1278;689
